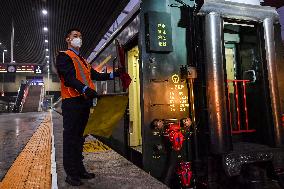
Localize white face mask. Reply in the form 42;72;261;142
70;37;82;48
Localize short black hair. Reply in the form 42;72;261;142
65;28;81;39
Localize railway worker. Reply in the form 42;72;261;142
56;28;118;186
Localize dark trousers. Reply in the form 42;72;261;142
62;97;91;177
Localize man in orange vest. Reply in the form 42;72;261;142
56;28;118;186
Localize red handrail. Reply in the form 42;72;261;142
227;80;256;134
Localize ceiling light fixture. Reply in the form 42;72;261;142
42;9;48;15
43;27;48;31
46;49;49;52
45;40;48;43
4;50;7;52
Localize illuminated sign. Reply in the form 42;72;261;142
169;74;189;112
0;65;6;72
34;65;43;74
145;11;173;53
7;65;16;73
16;65;34;73
0;65;43;73
157;23;167;47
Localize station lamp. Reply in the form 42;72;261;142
2;50;7;63
42;9;48;15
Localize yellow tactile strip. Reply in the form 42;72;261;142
83;140;111;152
0;115;51;189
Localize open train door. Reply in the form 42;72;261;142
199;1;284;188
127;45;143;163
224;21;274;145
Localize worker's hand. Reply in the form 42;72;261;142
84;87;99;99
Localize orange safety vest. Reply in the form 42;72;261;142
60;49;95;99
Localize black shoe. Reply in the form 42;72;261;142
65;176;83;186
79;172;95;179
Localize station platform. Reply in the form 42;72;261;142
0;111;168;189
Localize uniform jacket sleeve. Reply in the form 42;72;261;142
90;69;111;81
56;52;85;93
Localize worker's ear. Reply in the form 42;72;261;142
65;38;70;43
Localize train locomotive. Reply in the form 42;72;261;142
88;0;284;188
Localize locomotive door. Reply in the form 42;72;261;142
127;46;142;151
224;22;274;145
202;2;283;154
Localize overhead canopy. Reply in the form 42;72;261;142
0;0;129;65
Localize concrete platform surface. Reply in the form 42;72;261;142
52;111;169;189
0;115;52;188
0;112;47;181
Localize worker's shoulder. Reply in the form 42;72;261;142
56;50;72;63
56;50;67;56
56;50;70;59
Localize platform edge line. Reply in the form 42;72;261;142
50;110;58;189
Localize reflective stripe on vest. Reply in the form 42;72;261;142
73;57;89;87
